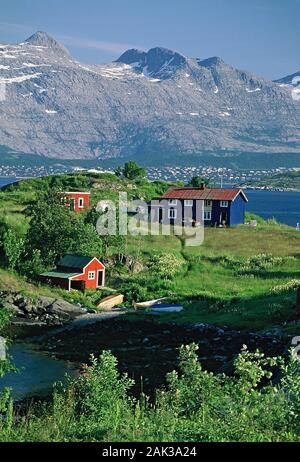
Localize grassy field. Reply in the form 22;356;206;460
126;222;300;332
0;173;299;334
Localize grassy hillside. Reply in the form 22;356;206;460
1;172;300;443
0;172;299;334
125;223;300;332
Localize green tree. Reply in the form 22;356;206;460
2;229;25;270
0;218;9;256
114;166;123;177
123;161;146;180
189;176;210;188
19;249;45;279
85;206;125;259
25;192;103;267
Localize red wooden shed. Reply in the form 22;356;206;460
61;191;90;213
40;254;105;291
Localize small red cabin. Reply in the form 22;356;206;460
40;254;105;291
62;191;90;213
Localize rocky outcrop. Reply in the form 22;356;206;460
0;291;87;326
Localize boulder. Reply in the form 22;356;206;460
37;296;56;309
48;299;87;317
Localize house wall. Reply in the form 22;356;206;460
149;195;246;226
149;199;203;224
228;194;246;225
71;259;105;289
39;275;70;290
209;201;229;226
63;192;90;213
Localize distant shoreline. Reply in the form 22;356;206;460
240;185;300;193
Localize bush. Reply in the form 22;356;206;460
2;229;25;270
233;254;287;276
148;253;185;279
270;279;300;295
2;345;300;441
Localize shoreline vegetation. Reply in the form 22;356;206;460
240;171;300;192
0;167;299;442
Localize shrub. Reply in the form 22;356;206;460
270;279;300;295
236;254;286;275
72;351;135;428
2;346;300;441
2;229;25;270
148;253;185;279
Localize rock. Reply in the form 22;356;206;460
22;303;34;313
132;261;144;273
9;306;26;317
48;300;87;317
37;296;56;309
10;318;47;327
1;301;17;311
13;296;26;306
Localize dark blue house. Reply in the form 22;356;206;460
150;185;248;227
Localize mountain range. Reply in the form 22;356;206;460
0;31;299;162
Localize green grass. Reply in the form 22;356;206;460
125;223;300;332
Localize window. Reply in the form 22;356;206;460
204;200;212;207
168;199;177;205
88;271;95;280
78;197;84;208
168;208;177;219
184;200;193;207
204;211;211;221
220;201;228;207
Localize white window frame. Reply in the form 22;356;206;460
78;197;84;208
168;199;177;205
204;210;212;221
88;271;96;280
184;199;193;207
204;200;212;207
168;208;177;219
220;201;228;207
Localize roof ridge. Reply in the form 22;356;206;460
166;186;242;191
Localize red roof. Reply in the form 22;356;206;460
162;187;248;202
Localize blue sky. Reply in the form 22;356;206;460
1;0;299;79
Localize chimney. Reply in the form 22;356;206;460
200;182;206;190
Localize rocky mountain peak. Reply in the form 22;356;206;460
198;56;226;68
24;31;69;55
116;48;147;65
275;71;300;87
117;46;187;78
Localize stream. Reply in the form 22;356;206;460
0;317;288;400
0;342;77;400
